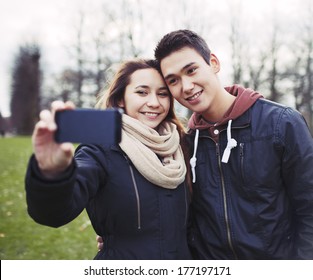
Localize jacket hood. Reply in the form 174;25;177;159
188;84;263;130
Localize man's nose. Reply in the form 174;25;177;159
181;76;194;93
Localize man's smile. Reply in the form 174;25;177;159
186;90;203;102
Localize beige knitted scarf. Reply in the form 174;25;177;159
119;114;186;189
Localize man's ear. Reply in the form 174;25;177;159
210;53;220;73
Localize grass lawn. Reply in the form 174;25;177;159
0;137;97;259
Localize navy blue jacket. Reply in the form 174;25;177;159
188;99;313;259
25;144;191;259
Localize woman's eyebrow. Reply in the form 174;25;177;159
135;85;149;89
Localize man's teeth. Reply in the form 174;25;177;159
188;92;201;101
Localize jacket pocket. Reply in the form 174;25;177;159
237;139;282;192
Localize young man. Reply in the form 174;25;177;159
154;29;313;259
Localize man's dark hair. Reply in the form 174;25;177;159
154;29;211;65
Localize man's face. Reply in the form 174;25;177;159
160;47;221;120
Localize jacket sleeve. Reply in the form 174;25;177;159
280;108;313;259
25;145;107;228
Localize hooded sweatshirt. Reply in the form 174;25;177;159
188;84;263;140
187;84;263;182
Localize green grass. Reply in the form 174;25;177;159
0;137;97;259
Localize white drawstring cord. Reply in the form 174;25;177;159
190;129;199;183
221;120;237;163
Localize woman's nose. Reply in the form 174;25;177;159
146;93;160;107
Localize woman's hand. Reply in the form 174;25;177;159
32;101;75;178
96;235;104;251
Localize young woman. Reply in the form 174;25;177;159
25;59;192;259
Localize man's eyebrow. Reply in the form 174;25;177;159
163;62;196;81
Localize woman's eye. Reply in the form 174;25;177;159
158;92;170;97
135;90;147;95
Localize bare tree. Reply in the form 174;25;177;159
93;31;112;94
267;19;283;102
10;44;42;135
227;0;244;84
61;9;91;108
286;0;313;131
74;11;85;107
0;111;5;137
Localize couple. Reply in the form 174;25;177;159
25;30;313;259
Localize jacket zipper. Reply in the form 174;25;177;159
123;155;141;230
216;143;238;259
240;143;245;184
184;182;188;227
128;164;141;230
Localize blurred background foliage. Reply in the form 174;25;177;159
1;0;313;134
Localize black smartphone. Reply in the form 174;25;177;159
55;108;122;145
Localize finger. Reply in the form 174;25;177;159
51;101;75;126
39;109;52;121
39;110;56;131
51;101;66;121
32;120;54;152
64;100;76;110
32;120;48;141
96;235;101;242
51;100;76;111
34;120;49;133
51;100;67;111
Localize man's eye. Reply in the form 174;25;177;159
168;78;177;85
187;67;197;74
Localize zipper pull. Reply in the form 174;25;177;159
240;143;244;158
216;143;220;157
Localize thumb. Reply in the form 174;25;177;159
60;142;75;157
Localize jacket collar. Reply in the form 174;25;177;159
188;107;251;138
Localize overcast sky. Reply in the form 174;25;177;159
0;0;299;117
1;1;59;115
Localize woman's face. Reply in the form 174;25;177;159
119;68;171;129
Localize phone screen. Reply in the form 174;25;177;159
55;108;122;146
